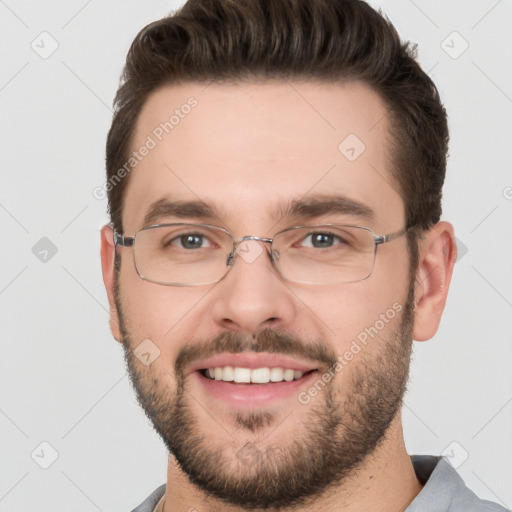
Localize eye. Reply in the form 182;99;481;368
168;233;214;249
299;232;345;249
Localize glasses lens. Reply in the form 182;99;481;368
273;225;376;284
133;224;232;285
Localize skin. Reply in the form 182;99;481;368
101;80;457;511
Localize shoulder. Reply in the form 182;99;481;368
409;456;508;512
130;484;166;512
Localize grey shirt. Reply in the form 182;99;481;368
130;455;508;511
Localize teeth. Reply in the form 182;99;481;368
205;366;307;384
283;369;295;382
222;365;234;381
234;367;251;383
251;367;270;383
270;367;283;382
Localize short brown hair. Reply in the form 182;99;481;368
106;0;448;236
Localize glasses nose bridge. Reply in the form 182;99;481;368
227;235;275;266
233;235;273;246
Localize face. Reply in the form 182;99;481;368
110;80;416;508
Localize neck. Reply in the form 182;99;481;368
162;413;422;512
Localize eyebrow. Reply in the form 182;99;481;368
276;194;375;222
143;198;221;226
143;193;374;228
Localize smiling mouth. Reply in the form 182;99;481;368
199;366;318;384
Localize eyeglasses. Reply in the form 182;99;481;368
113;223;407;286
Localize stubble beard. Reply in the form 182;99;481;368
116;266;416;510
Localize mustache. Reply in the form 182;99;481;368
174;328;338;379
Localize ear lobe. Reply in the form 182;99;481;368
100;224;122;343
412;221;457;342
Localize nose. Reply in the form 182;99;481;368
210;239;298;334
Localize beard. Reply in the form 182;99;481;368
115;264;416;510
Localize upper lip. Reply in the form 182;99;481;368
187;353;319;376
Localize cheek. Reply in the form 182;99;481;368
313;287;408;393
118;259;220;367
120;254;183;326
294;265;409;354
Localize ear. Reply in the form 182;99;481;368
100;224;122;343
412;221;457;341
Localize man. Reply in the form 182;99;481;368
100;0;506;510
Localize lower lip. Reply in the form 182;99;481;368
191;370;319;406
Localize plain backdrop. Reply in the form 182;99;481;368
1;0;511;511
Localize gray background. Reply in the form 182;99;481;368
1;0;511;510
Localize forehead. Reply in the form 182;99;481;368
123;80;404;233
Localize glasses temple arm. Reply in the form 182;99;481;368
113;231;135;247
374;227;409;245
